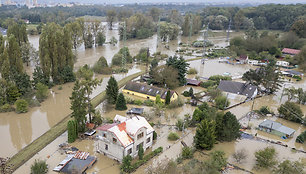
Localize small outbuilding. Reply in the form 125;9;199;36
282;48;301;56
126;108;144;115
258;119;295;138
186;79;202;86
236;55;248;64
217;80;258;99
284;70;304;79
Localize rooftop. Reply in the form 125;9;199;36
282;48;301;55
285;70;304;76
217;80;257;98
124;82;175;99
239;55;248;60
259;119;295;136
186;79;202;86
60;155;96;174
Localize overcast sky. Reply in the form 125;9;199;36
18;0;306;4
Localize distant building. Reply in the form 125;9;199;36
186;79;202;86
0;27;7;36
247;60;259;65
258;119;295;138
217;80;258;99
276;61;289;67
122;82;178;103
236;55;248;64
282;48;301;56
284;70;304;79
96;115;154;162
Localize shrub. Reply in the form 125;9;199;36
296;130;306;143
120;155;133;173
182;147;193;159
258;106;272;115
143;99;154;106
31;160;48;174
176;119;184;131
232;149;247;163
134;99;143;105
168;132;180;141
215;96;229;110
293;75;302;81
0;104;14;112
36;82;49;102
153;131;157;140
201;80;217;88
188;68;198;74
15;99;29;113
138;144;144;160
182;91;190;97
93;56;112;74
168;97;184;109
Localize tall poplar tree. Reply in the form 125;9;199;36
7;35;23;74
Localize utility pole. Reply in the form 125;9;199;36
226;18;232;43
188;14;193;50
156;16;160;48
121;21;127;70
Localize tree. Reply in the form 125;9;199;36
120;155;133;173
66;21;83;49
208;151;227;171
15;99;29;113
84;29;94;49
149;7;161;22
255;147;277;169
1;48;11;81
159;22;180;41
20;42;31;66
70;80;87;133
7;35;23;74
96;31;106;46
116;93;127;110
291;19;306;38
151;66;180;89
32;66;50;87
194;119;216;150
68;120;78;143
189;87;193;97
138;144;144;160
7;84;21;104
155;94;161;105
93;56;112;74
106;76;119;104
165;90;171;105
39;23;74;84
166;56;189;86
110;36;118;46
215;112;240;141
169;10;182;25
111;47;133;66
278;102;303;123
294;46;306;72
36;83;49;102
232;149;247;164
13;72;32;96
273;160;305;174
30;160;48;174
107;10;117;30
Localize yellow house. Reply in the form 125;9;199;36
122;82;178;103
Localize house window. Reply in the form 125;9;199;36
127;148;132;155
137;132;144;139
113;138;117;143
103;133;106;138
105;144;108;150
146;137;151;144
147;96;150;99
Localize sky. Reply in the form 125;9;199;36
15;0;306;5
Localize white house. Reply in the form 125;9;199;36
96;115;154;162
276;61;289;67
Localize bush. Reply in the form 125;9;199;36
153;131;157;140
258;106;272;115
31;159;48;174
143;99;154;106
188;68;198;74
201;80;217;88
0;104;14;112
168;132;180;141
293;75;302;81
296;130;306;143
232;149;247;163
182;91;191;97
278;102;303;123
15;99;29;113
168;97;184;109
36;82;49;102
215;96;229;110
134;100;143;105
182;147;193;159
93;56;112;74
176;119;184;131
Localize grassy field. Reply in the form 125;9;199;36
6;70;145;173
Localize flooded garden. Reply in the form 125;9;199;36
0;21;304;174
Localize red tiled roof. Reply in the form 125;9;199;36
96;123;117;131
282;48;301;55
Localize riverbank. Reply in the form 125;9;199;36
6;70;145;173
